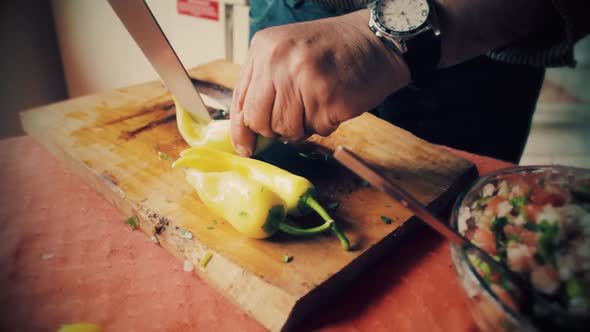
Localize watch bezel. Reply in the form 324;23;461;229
369;0;432;38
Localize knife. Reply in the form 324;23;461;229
108;0;211;124
332;146;572;320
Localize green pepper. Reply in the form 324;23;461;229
173;147;350;250
174;98;273;155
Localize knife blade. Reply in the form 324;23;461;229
108;0;211;124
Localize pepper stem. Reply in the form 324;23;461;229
302;194;351;251
278;219;333;236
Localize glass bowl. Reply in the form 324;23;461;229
449;165;590;332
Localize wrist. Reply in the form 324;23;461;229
345;10;411;87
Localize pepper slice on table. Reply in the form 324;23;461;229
173;147;351;250
175;98;273;155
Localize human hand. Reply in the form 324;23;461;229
230;10;410;157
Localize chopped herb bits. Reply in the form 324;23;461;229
327;202;340;210
157;151;171;161
125;216;139;230
380;216;393;224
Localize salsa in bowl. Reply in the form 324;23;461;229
450;166;590;331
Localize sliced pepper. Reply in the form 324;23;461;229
174;148;351;250
174;98;273;155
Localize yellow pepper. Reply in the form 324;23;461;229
184;169;285;238
173;147;350;250
57;323;102;332
174;98;273;155
180;168;338;240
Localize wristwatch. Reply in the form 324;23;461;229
369;0;441;81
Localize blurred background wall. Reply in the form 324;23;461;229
0;1;67;137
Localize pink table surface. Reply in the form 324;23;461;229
0;136;513;331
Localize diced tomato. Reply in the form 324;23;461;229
484;196;505;215
504;224;537;246
524;204;544;222
521;173;541;189
472;227;497;255
529;187;566;206
489;272;501;283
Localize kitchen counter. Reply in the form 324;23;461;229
0;135;512;331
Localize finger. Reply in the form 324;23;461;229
305;105;339;137
299;83;334;137
271;87;305;142
242;68;277;138
230;56;257;156
231;55;254;117
230;108;257;157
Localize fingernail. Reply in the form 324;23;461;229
235;144;251;157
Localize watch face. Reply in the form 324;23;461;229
376;0;430;33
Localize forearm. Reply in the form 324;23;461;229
436;0;557;67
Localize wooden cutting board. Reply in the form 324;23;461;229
21;59;476;331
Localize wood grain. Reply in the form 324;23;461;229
21;59;476;331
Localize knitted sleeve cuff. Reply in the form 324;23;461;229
486;0;582;68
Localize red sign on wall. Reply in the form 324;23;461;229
177;0;219;21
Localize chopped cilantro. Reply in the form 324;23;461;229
507;233;521;243
380;216;392;224
211;220;218;225
491;216;508;233
509;196;527;209
491;217;508;260
566;278;585;298
476;196;493;209
479;260;491;276
125;216;139;229
327;202;340;210
157;151;171;161
524;222;537;231
239;211;248;217
283;255;293;263
537;220;560;265
207;226;214;230
500;275;511;290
